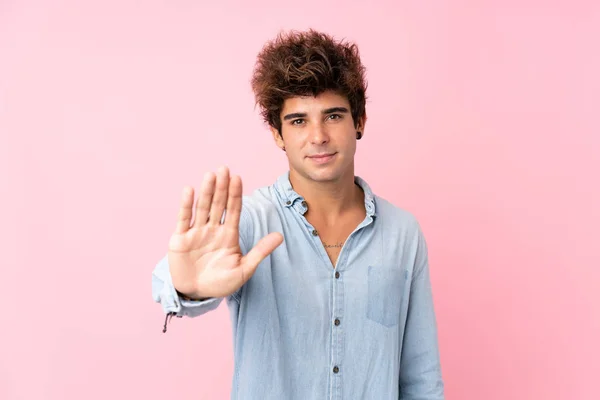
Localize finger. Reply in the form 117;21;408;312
208;166;229;225
175;186;194;233
224;175;243;229
193;172;216;228
240;232;284;280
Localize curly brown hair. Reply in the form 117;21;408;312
251;29;368;135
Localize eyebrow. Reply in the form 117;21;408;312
283;106;349;121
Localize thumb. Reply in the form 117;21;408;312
240;232;284;281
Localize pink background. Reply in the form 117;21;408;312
1;1;599;399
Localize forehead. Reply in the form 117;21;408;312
281;90;350;114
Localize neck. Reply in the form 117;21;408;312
289;168;365;224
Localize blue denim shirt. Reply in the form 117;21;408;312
152;172;444;399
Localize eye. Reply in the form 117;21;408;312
291;119;305;126
327;114;342;121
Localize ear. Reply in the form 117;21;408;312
356;113;367;138
271;126;285;151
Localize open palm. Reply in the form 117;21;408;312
168;167;283;299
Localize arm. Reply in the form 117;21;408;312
399;226;445;400
151;201;256;328
150;169;282;333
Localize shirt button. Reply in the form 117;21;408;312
333;366;339;373
312;229;318;236
301;200;307;207
286;200;291;205
334;319;340;326
335;271;340;279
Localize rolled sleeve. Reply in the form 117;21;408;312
152;255;224;318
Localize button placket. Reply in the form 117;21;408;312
330;262;344;397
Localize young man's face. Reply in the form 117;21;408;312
272;90;365;184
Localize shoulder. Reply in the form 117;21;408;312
241;183;281;220
373;194;422;236
373;195;430;270
235;183;282;243
240;185;281;234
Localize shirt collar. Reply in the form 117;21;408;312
274;171;376;217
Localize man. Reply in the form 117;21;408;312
152;29;444;399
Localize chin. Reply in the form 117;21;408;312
305;168;345;183
291;156;350;183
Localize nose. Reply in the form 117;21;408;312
309;122;329;145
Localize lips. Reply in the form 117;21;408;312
308;152;336;159
307;152;337;164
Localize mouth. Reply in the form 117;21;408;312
306;152;337;164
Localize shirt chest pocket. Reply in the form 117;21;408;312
366;265;407;327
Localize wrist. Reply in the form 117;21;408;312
176;289;210;302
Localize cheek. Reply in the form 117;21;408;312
342;135;357;150
285;136;305;150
